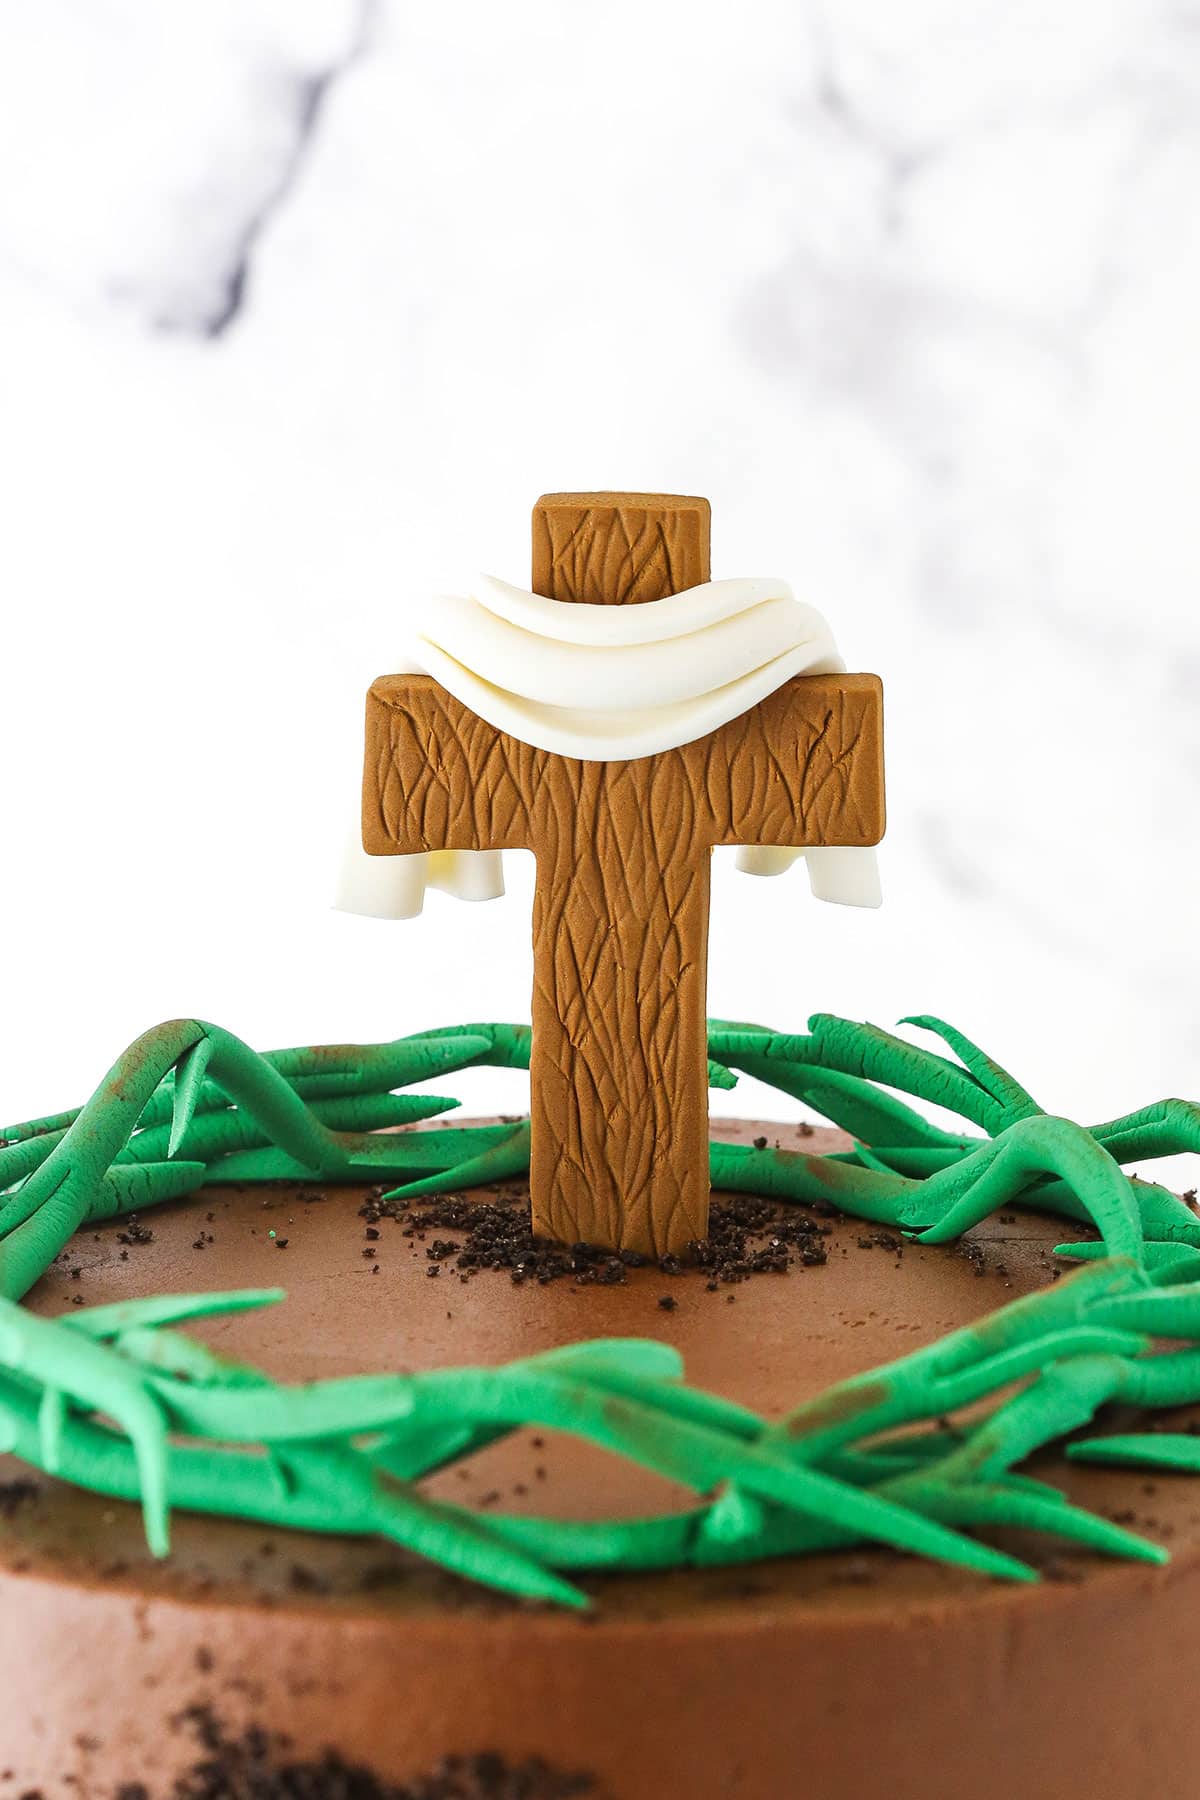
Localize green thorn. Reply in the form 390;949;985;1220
169;1035;215;1158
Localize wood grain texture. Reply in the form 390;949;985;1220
363;672;885;1255
532;492;710;604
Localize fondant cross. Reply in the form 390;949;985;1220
361;493;884;1257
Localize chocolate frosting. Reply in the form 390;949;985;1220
3;1121;1200;1799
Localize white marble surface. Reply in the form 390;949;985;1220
1;0;1198;1186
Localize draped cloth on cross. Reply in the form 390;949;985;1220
337;572;881;919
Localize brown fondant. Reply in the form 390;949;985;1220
3;1123;1199;1797
531;491;711;604
362;494;885;1254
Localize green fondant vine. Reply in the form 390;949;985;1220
1;1013;1199;1607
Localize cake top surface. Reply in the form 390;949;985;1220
1;1008;1200;1616
7;1116;1199;1629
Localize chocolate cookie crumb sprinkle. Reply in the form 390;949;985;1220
149;1705;596;1799
358;1187;833;1293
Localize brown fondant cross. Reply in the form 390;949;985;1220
361;493;885;1257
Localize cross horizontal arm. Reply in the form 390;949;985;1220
364;672;884;861
696;673;885;850
363;676;537;856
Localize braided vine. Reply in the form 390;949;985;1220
0;1012;1199;1606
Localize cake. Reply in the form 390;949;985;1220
3;494;1200;1800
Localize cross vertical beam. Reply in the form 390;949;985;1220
527;493;714;1253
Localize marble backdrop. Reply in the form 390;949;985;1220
1;1;1197;1186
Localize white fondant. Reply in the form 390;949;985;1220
337;575;881;918
336;831;428;919
413;577;842;759
736;846;804;878
426;847;505;902
805;846;883;909
472;572;803;646
335;835;504;918
736;845;882;908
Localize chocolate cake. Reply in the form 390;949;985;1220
5;1121;1200;1799
4;494;1200;1799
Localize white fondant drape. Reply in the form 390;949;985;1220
336;575;881;918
